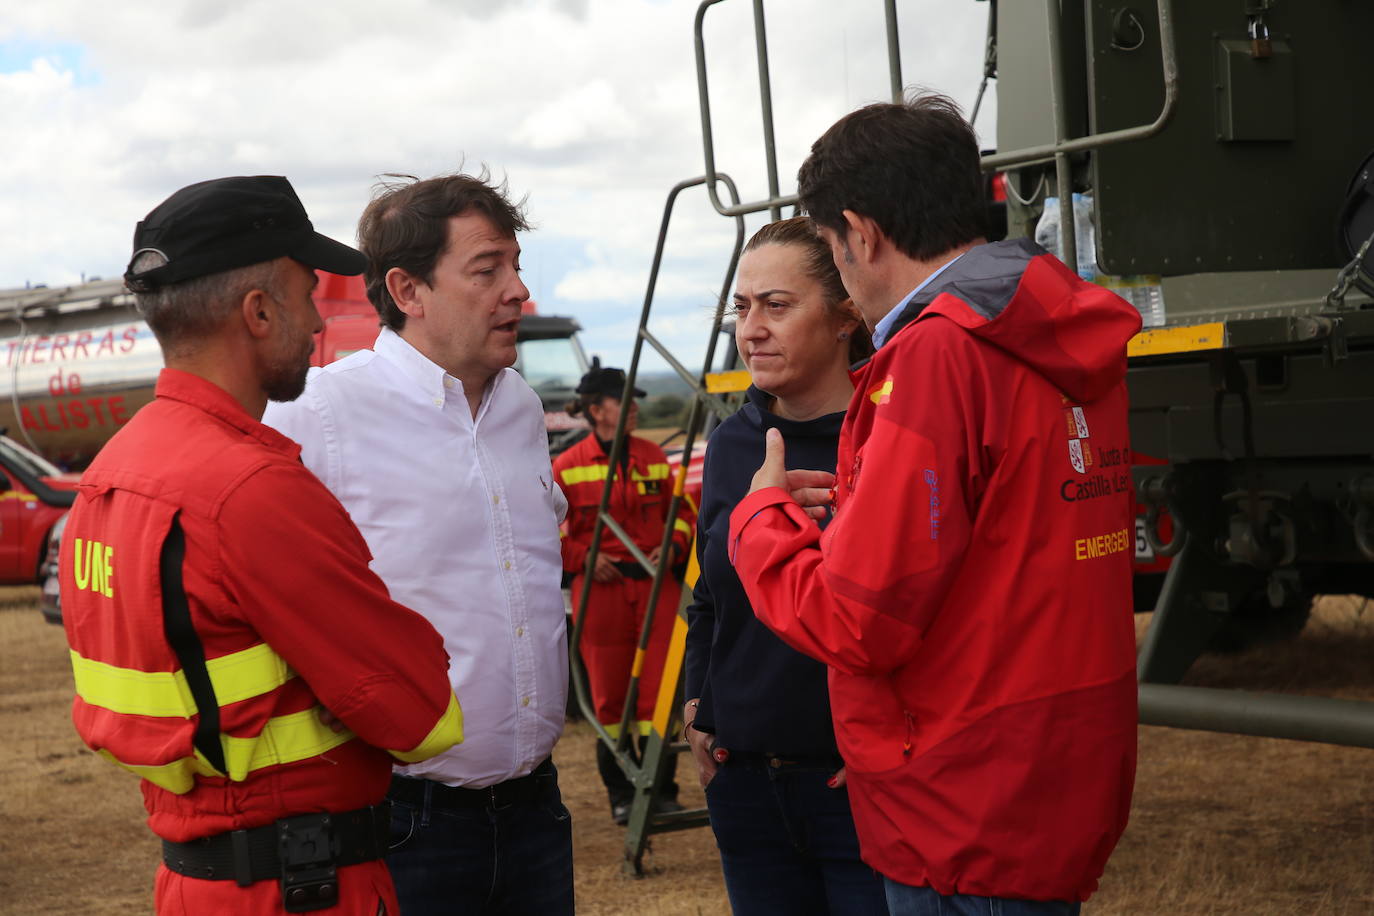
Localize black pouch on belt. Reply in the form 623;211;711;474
278;812;340;913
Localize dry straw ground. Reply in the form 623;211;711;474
1;589;1370;915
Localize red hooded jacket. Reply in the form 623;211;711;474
729;240;1142;902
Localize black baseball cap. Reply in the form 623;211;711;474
124;175;367;292
576;359;646;399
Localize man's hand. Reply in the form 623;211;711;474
592;553;623;583
682;699;718;787
748;428;839;519
648;543;683;569
317;707;347;734
747;428;789;495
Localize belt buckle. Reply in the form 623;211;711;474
277;813;339;913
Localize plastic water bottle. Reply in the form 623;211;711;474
1035;194;1097;279
1034;196;1062;260
1038;193;1167;327
1072;193;1099;281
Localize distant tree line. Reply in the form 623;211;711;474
639;394;689;428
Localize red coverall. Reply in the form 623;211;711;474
730;242;1141;902
62;370;463;915
554;433;695;735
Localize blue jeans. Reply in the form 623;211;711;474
884;880;1081;916
705;755;888;916
386;765;574;916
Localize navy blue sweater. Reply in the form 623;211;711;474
683;385;844;756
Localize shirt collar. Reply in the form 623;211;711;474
154;368;301;458
373;326;489;408
871;252;966;350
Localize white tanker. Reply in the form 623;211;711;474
0;280;158;469
0;274;592;469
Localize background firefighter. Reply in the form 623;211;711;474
555;362;692;824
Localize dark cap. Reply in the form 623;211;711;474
576;358;645;399
124;175;367;292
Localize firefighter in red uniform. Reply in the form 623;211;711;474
61;176;464;915
553;361;693;823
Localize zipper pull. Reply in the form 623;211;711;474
902;710;915;758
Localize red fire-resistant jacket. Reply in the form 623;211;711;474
729;240;1142;902
555;433;695;573
62;369;463;843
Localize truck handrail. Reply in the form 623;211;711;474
980;0;1179;283
980;0;1179;171
692;0;905;220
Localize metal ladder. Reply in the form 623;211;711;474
566;0;907;877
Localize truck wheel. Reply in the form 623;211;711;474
1133;573;1165;613
1205;589;1313;654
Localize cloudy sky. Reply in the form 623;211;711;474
0;0;997;373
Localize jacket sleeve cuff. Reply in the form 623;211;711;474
726;487;793;565
390;691;464;763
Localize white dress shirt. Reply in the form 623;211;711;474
263;327;568;788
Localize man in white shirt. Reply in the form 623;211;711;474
263;173;573;916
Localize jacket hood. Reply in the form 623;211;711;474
738;385;846;439
885;238;1142;403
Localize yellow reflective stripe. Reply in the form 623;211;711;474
207;644;295;706
684;536;701;589
391;692;464;764
97;747;215;794
70;644;295;718
705;370;751;393
603;720;655;739
630;647;646;679
651;615;690;738
222;708;355;781
673;518;693;538
631;463;670;481
0;491;38;502
96;706;354;794
72;651;195;717
562;462;669;486
1128;321;1226;357
560;465;608;486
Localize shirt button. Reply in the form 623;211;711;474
443;378;454;389
515;626;524;637
521;696;530;707
493;494;500;505
504;560;512;570
433;398;443;407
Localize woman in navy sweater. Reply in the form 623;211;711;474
682;217;887;915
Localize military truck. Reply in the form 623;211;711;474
664;0;1374;751
972;0;1373;745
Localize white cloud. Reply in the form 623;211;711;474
0;0;997;365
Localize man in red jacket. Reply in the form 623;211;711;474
62;176;463;914
729;96;1141;915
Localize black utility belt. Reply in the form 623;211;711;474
612;561;653;580
388;756;553;810
723;750;845;771
160;803;391;913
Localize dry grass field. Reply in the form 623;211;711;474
1;589;1370;915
